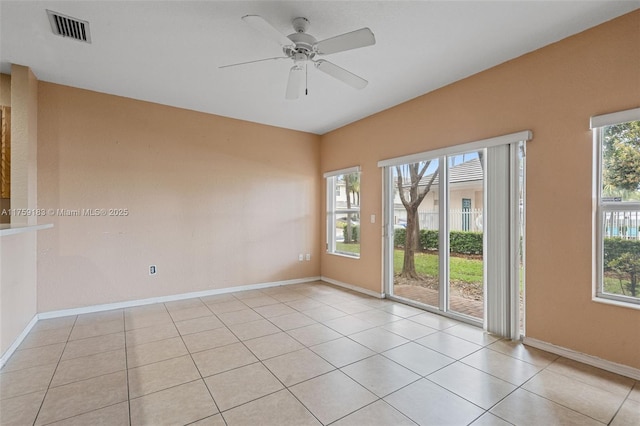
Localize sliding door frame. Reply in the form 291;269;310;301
380;131;531;335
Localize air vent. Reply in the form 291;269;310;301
46;10;91;43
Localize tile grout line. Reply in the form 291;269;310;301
7;283;636;425
242;299;334;426
544;357;636;394
64;308;501;424
210;290;313;424
29;310;130;425
180;297;225;423
509;364;571;418
514;358;629;425
246;295;426;424
323;398;412;426
30;314;78;426
160;284;456;421
411;338;560;424
123;308;133;426
306;314;507;424
199;291;328;425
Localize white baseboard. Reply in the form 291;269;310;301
0;315;38;369
38;276;321;320
320;276;385;299
524;337;640;381
2;277;322;365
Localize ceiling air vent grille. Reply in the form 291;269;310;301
46;10;91;43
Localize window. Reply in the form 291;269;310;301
325;166;360;258
592;108;640;305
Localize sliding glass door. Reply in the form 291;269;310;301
387;152;485;323
382;132;528;337
446;151;485;320
391;158;442;311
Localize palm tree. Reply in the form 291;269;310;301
347;172;360;206
344;172;360;243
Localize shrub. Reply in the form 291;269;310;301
449;231;483;254
343;224;359;243
394;228;483;254
604;238;640;271
394;228;406;246
608;252;639;297
420;230;439;251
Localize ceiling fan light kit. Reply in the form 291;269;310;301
220;15;376;100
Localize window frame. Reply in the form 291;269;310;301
592;107;640;307
324;166;361;259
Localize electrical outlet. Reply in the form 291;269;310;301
305;253;311;261
149;265;157;275
298;254;304;261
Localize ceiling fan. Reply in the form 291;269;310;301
220;15;376;100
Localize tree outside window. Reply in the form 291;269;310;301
597;115;640;303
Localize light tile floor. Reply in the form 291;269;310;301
1;281;638;425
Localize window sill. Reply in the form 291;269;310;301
327;251;360;260
592;296;640;311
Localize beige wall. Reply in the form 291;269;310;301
2;10;637;372
37;83;321;312
1;66;39;355
1;232;38;355
321;11;640;369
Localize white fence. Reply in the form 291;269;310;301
394;207;640;240
394;209;639;240
394;208;483;232
604;210;640;240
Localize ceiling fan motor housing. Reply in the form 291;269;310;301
284;31;317;60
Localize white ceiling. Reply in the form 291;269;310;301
1;1;638;134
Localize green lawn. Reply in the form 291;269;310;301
336;242;361;255
394;250;483;284
604;275;634;297
335;245;485;285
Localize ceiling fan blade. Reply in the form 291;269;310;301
315;60;367;89
242;15;292;47
315;27;375;55
219;56;288;69
285;65;304;100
